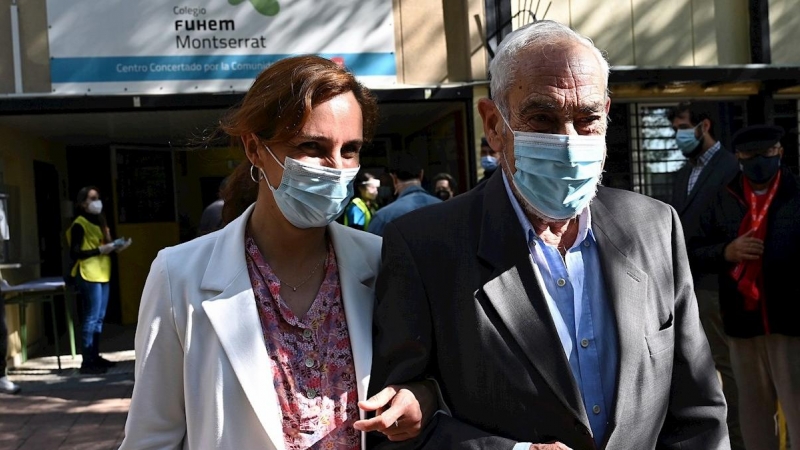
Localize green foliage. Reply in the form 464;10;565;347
250;0;280;16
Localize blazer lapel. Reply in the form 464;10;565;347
329;224;378;450
590;193;647;434
200;205;286;450
672;165;690;214
682;149;725;213
328;223;376;414
476;174;588;429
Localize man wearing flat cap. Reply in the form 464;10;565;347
689;124;800;450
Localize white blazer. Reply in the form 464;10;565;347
120;204;382;450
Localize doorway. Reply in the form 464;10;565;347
33;160;67;344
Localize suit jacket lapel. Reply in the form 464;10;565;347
673;165;691;214
476;174;588;429
328;223;376;416
682;149;725;213
590;193;647;433
199;205;286;450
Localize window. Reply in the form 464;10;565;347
629;103;685;203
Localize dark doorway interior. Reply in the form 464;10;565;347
772;100;799;174
33;160;67;345
200;176;226;210
33;161;62;278
604;102;633;191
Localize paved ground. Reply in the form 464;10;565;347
0;325;135;450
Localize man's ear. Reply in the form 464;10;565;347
478;98;504;152
700;118;712;135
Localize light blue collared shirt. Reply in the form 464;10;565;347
503;173;619;449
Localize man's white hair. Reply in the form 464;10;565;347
489;20;610;117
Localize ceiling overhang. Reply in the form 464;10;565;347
608;64;800;99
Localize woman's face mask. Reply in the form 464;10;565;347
257;144;359;229
86;199;103;215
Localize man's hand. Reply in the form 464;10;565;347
530;443;572;450
724;229;764;262
353;383;432;441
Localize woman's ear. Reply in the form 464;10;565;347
242;133;262;167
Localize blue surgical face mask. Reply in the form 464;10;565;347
259;145;360;229
675;125;702;157
500;114;605;220
481;155;498;171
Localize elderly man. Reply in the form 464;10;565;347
689;125;800;450
366;20;728;450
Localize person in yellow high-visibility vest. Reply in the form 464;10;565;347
67;186;130;374
343;171;379;231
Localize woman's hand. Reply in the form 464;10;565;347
353;381;438;441
98;243;115;255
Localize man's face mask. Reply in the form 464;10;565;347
500;112;605;220
740;155;780;184
435;189;452;201
675;123;703;158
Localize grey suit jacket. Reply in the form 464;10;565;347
368;173;728;450
669;147;738;290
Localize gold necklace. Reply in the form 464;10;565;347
278;255;326;292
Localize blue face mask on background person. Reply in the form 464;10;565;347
500;114;606;220
481;155;498;171
675;124;702;157
259;145;360;229
740;154;781;184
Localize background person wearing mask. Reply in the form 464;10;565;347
667;101;742;450
0;200;20;394
690;124;800;450
197;177;228;237
477;136;499;185
431;172;456;201
67;186;131;375
343;171;380;231
366;153;441;236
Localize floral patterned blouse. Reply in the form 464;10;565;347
245;235;360;450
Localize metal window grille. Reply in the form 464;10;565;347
629;103;685;203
